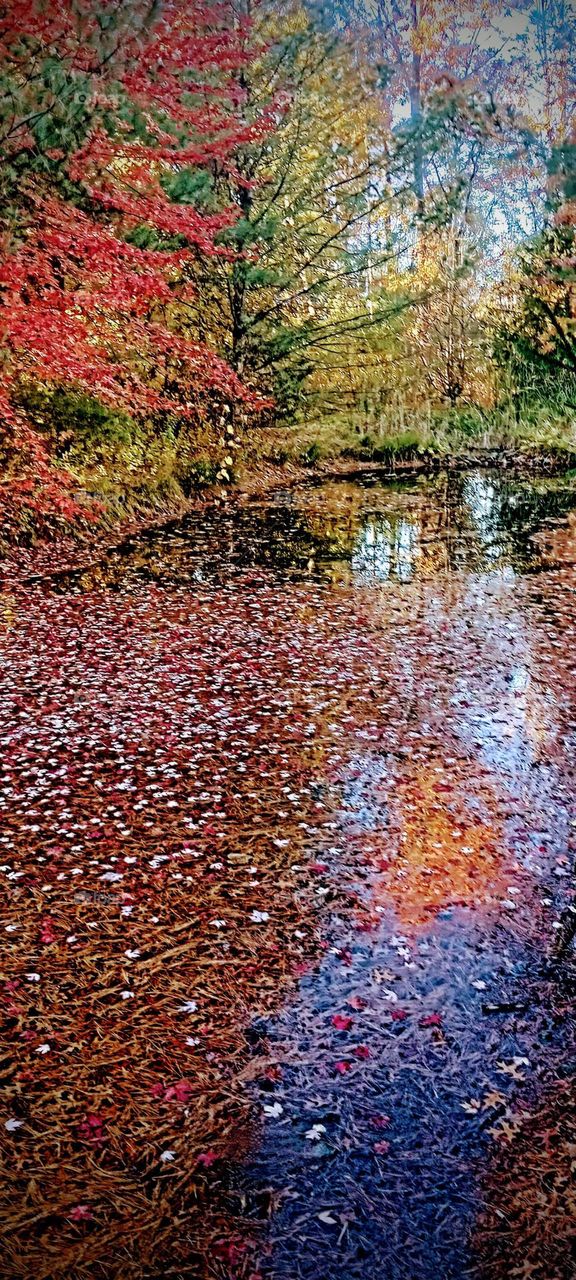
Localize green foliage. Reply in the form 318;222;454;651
161;167;219;212
14;387;134;453
303;441;322;464
9;383;229;518
492;144;576;418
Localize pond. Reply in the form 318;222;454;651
1;468;575;1280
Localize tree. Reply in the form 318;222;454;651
529;0;576;143
0;0;266;534
199;0;531;422
491;133;576;414
171;0;418;416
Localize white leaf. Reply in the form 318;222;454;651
263;1102;284;1118
305;1124;326;1141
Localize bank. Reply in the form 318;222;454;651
2;432;576;588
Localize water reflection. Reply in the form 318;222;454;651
5;465;576;1280
230;473;576;1280
41;468;576;592
346;470;576;582
352;516;418;581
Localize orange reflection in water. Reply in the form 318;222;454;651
370;769;509;928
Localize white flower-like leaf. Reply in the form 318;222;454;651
305;1123;326;1141
263;1102;284;1118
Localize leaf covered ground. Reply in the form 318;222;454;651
0;471;575;1279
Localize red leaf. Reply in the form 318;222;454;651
419;1013;443;1028
197;1150;218;1167
68;1204;94;1222
39;918;56;945
332;1014;353;1031
371;1114;391;1129
334;1059;352;1074
164;1080;193;1103
78;1113;105;1146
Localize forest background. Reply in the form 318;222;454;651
0;0;575;543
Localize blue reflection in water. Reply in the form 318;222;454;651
461;472;505;560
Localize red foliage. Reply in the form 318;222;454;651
0;0;269;535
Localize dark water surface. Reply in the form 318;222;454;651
49;467;576;589
1;469;575;1280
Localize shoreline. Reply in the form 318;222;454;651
2;444;575;587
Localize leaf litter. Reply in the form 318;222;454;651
0;469;575;1280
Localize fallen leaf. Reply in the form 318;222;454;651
331;1014;353;1031
461;1099;482;1115
197;1150;218;1167
419;1013;443;1028
68;1204;93;1222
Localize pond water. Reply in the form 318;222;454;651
1;468;575;1280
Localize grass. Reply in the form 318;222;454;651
4;386;576;553
258;400;576;471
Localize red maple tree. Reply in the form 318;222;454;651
0;0;268;536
